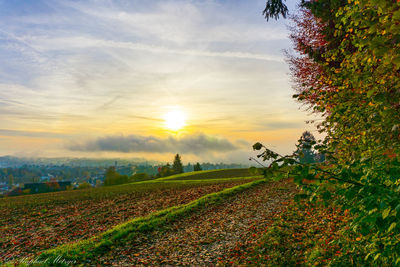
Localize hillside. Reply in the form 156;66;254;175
1;170;360;266
97;180;297;265
156;168;262;181
0;169;259;263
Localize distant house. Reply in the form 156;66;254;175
40;176;49;182
0;183;8;190
23;181;71;194
0;184;9;195
6;188;23;197
40;174;54;182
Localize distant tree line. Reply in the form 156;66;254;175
0;166;105;185
1;156;247;186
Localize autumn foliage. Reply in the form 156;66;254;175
287;9;335;109
257;0;400;264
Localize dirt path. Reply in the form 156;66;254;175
97;179;297;266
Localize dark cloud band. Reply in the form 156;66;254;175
67;134;241;154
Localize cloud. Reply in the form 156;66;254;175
57;0;288;44
23;36;283;62
67;134;241;154
259;121;306;131
0;0;309;160
0;129;72;139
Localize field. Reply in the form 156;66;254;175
1;168;354;266
156;168;262;181
95;179;297;266
0;171;259;263
1;168;358;266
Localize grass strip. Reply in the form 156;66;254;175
33;179;266;266
133;176;262;185
154;168;259;181
154;169;227;180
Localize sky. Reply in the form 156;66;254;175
0;0;318;164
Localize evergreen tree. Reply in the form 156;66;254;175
104;166;117;185
193;162;202;171
294;131;316;164
172;154;183;174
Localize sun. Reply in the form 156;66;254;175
163;109;186;131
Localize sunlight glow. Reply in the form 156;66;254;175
163;109;186;131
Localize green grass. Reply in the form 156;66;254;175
134;176;261;185
35;179;266;266
156;168;262;181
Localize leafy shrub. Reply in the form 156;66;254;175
104;166;129;186
130;173;151;182
77;182;92;190
261;0;400;263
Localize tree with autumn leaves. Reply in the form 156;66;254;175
256;0;400;264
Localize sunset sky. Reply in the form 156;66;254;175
0;0;318;164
